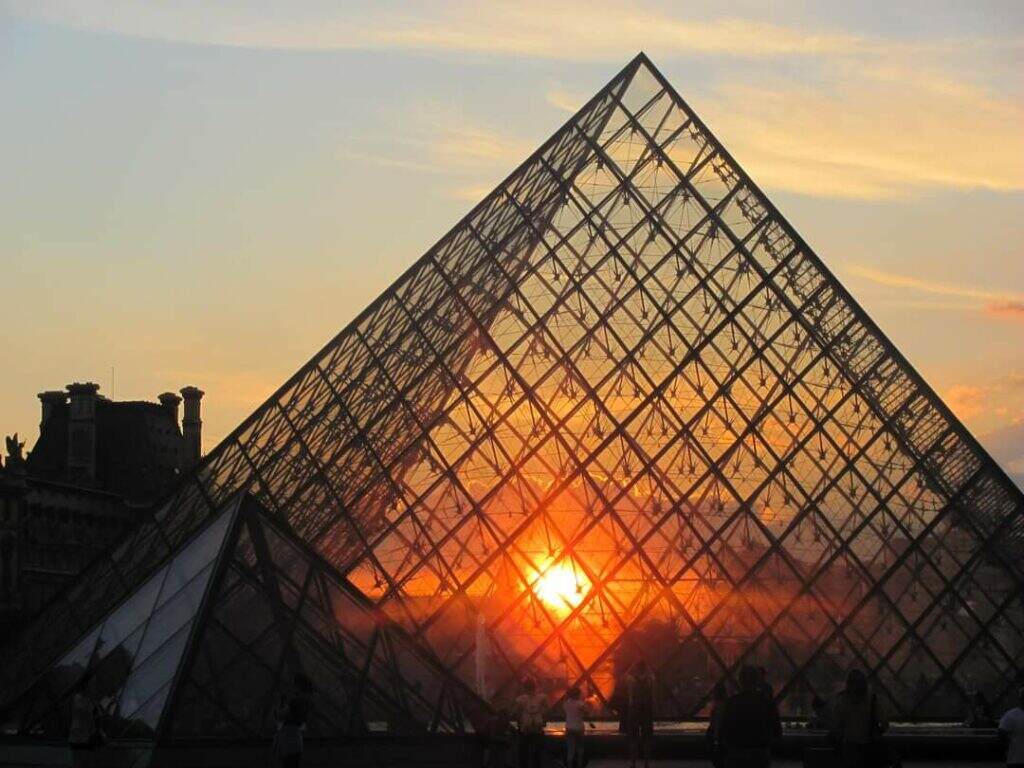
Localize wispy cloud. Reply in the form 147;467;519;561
9;1;1022;201
545;87;585;114
699;54;1024;199
944;373;1024;434
341;104;530;199
846;265;1024;304
987;302;1024;320
945;384;987;421
847;264;1024;322
442;183;497;202
338;149;448;176
7;1;866;59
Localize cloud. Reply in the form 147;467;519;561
429;118;531;170
698;56;1024;199
942;373;1024;433
14;2;1019;201
341;104;530;199
979;419;1024;490
6;1;866;59
940;377;1024;490
442;184;497;202
337;149;450;176
545;87;585;115
945;384;987;422
986;301;1024;320
846;265;1024;319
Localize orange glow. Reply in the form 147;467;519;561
531;557;590;613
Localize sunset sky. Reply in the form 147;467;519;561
2;1;1023;485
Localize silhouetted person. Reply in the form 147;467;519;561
998;686;1024;768
626;660;654;768
967;689;994;728
68;676;101;768
514;678;546;768
273;673;313;768
707;681;729;768
564;686;587;768
482;705;512;768
808;694;832;730
829;669;887;768
719;665;782;768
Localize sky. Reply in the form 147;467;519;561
1;1;1023;484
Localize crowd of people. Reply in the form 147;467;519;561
488;663;873;767
62;661;1024;768
491;664;1019;768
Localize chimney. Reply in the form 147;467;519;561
180;386;204;466
66;382;100;481
37;390;68;433
158;392;182;426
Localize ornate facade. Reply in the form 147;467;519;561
0;383;203;640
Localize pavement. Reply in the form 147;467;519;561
582;762;998;767
583;762;998;767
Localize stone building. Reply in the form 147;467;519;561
0;382;204;641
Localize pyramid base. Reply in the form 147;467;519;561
0;729;1004;767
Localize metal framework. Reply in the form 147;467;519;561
3;54;1023;735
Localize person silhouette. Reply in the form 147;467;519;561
514;678;547;768
808;695;832;730
626;660;654;768
829;669;887;768
707;680;729;768
998;686;1024;768
563;685;588;768
68;673;101;768
273;673;313;768
719;665;782;768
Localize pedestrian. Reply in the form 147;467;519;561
483;705;512;768
808;695;832;730
514;678;547;768
998;686;1024;768
68;676;102;768
273;673;313;768
719;665;782;768
967;689;994;728
564;686;587;768
829;669;887;768
707;681;729;768
626;661;654;768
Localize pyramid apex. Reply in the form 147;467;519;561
632;50;655;67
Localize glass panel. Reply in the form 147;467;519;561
53;625;101;687
96;566;167;662
117;622;192;722
260;521;309;589
157;509;233;605
134;562;213;665
169;682;251;738
92;622;146;704
115;682;172;739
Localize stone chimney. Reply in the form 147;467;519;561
180;386;204;466
158;392;182;427
66;382;100;481
37;390;68;433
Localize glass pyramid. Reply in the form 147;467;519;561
3;54;1023;729
4;493;479;739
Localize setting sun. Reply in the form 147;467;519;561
531;557;591;612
